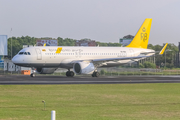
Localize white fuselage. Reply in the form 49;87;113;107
12;46;155;69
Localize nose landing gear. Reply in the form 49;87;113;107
30;68;36;77
30;73;35;77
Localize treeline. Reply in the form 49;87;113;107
7;36;122;57
8;36;36;59
7;36;178;68
147;44;178;68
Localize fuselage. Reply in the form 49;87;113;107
12;46;155;68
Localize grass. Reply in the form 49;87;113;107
1;84;180;120
100;71;180;76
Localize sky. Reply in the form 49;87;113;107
0;0;180;45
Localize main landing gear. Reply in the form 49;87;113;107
92;72;100;77
66;70;74;77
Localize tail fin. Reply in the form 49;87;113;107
126;18;152;49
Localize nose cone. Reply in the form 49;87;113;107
12;55;19;64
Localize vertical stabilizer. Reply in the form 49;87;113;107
126;18;152;49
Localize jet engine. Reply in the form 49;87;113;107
73;62;95;74
36;68;57;74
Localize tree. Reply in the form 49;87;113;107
8;36;36;59
139;63;144;68
143;61;156;68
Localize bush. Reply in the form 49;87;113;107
143;61;156;68
139;63;144;68
100;69;107;75
166;63;174;69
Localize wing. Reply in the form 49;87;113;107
68;55;151;67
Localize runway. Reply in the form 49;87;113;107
0;75;180;84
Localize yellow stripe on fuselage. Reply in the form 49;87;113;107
56;47;62;53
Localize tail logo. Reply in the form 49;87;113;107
142;27;146;32
141;27;147;42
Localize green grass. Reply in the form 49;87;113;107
100;71;180;76
1;84;180;120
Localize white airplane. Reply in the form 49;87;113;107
12;18;167;77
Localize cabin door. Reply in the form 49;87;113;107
35;48;42;60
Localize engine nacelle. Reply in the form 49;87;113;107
36;68;57;74
73;62;95;74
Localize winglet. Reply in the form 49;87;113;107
43;43;46;46
159;43;168;55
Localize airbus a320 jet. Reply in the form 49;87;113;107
12;18;168;77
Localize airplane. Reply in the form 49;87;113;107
12;18;168;77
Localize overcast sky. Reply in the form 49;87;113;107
0;0;180;45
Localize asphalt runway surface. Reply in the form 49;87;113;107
0;75;180;84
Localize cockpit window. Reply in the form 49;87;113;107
19;52;24;55
19;52;31;55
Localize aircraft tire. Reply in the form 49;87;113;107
66;71;74;77
92;72;95;77
66;71;70;77
30;73;35;77
70;71;74;77
95;72;100;77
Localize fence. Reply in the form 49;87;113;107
1;67;180;76
97;68;180;76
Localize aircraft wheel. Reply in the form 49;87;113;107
70;71;74;77
66;71;70;77
30;73;35;77
95;72;100;77
92;72;96;77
